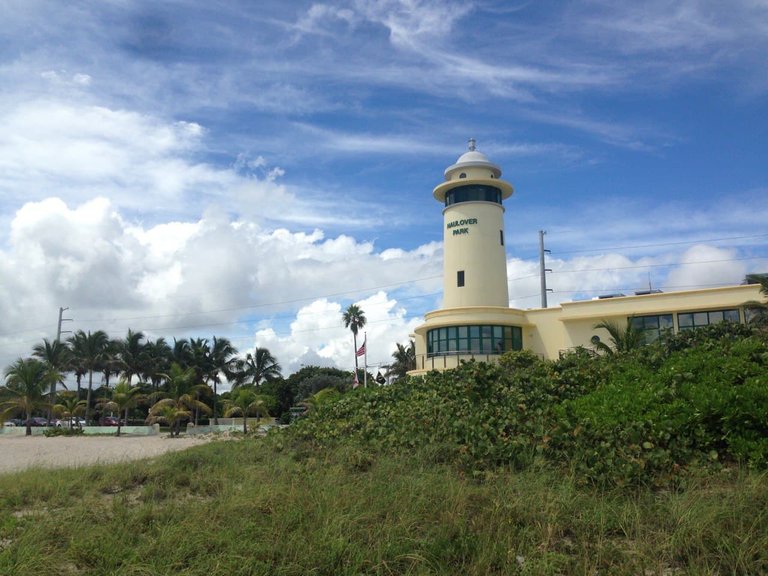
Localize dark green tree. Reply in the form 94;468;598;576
97;379;144;436
385;339;416;381
744;275;768;325
1;358;56;436
117;329;147;386
142;337;172;391
148;363;211;437
32;337;71;423
223;387;271;434
68;330;109;422
232;347;282;389
207;336;238;424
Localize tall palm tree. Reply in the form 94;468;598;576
118;329;147;386
148;363;210;437
232;347;281;389
208;336;238;425
143;337;172;391
32;338;71;423
385;339;416;381
592;320;644;355
97;379;144;436
101;338;122;388
1;358;55;436
342;304;367;375
172;338;192;367
223;388;270;434
68;330;109;422
187;337;211;385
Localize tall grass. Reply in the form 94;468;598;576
1;438;767;575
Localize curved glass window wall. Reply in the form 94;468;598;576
444;185;502;207
427;325;522;357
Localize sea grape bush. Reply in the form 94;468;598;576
290;324;768;486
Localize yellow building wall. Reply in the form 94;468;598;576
442;202;508;308
410;284;763;375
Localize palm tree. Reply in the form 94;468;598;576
385;339;416;381
117;329;147;386
68;330;109;422
1;358;55;436
208;336;238;425
744;276;768;325
143;337;172;391
32;337;71;423
187;337;211;385
101;338;122;388
172;338;192;367
232;347;281;389
52;392;87;428
223;388;270;434
148;363;210;437
592;320;644;355
97;379;144;436
342;304;367;375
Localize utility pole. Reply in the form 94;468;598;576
539;230;552;308
56;307;73;342
49;307;72;424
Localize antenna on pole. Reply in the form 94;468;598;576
539;231;552;308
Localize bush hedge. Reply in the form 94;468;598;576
290;323;768;486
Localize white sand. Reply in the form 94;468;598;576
0;435;212;475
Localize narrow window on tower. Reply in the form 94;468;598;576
500;230;504;246
457;270;465;287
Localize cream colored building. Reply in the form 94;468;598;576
410;142;763;375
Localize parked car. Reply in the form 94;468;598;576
3;418;23;427
99;416;120;426
26;416;50;427
56;418;87;428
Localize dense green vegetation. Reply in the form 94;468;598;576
1;328;373;430
293;322;768;487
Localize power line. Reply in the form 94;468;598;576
547;233;768;256
73;274;443;325
549;255;765;275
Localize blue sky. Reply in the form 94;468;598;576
1;0;767;375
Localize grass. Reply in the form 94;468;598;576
1;437;767;575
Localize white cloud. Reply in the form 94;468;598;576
252;290;421;374
0;196;436;370
666;245;749;289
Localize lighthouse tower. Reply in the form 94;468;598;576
433;139;514;308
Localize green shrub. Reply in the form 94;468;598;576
44;427;84;437
291;328;768;487
551;331;768;485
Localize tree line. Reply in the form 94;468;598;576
0;329;290;435
1;323;417;436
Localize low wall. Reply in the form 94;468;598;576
0;425;160;436
186;421;275;435
186;424;242;435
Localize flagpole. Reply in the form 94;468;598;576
363;332;368;388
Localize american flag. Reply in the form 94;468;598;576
356;340;366;357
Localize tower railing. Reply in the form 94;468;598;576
413;350;503;372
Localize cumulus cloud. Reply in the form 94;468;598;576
666;245;749;290
251;291;421;375
0;197;436;369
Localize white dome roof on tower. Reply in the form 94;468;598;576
444;139;503;179
455;150;491;165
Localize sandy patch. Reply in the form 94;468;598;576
0;435;212;475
